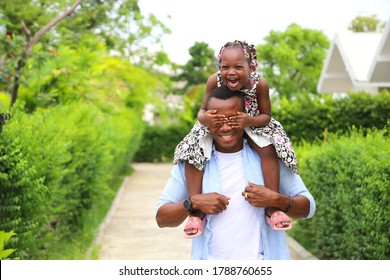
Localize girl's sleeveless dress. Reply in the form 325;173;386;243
173;71;298;174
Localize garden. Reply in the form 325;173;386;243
0;1;388;260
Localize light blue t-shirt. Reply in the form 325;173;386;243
156;139;316;260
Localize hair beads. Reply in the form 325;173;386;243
217;40;258;69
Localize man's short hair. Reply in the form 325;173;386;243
206;85;244;110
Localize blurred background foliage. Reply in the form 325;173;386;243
0;0;388;259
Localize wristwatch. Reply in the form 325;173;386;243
183;197;193;213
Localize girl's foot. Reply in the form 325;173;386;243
183;216;206;238
266;208;292;230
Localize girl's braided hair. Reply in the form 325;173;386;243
217;40;258;69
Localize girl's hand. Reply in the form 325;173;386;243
202;109;227;130
227;111;250;129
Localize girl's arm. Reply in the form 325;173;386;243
246;76;272;127
197;73;226;129
227;76;272;129
197;73;218;123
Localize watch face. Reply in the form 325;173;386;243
184;199;192;212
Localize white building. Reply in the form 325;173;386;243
317;18;390;94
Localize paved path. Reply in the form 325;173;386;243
96;163;316;260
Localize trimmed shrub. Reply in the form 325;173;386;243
134;122;192;163
291;127;390;259
0;101;143;259
273;91;390;144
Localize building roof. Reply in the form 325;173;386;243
317;18;390;94
368;19;390;83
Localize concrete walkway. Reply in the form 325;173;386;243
96;163;317;260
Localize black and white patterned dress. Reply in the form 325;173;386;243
173;71;298;174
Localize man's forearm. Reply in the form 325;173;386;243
156;192;231;228
244;182;311;218
276;194;310;218
156;202;188;228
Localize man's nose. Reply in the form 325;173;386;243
220;121;232;132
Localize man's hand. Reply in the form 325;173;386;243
191;192;230;215
242;181;278;208
200;110;227;130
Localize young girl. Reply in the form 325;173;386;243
174;40;298;238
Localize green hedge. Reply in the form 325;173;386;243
0;101;144;259
273;91;390;144
134;122;192;163
291;127;390;259
135;91;390;163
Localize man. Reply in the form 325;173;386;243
156;85;315;260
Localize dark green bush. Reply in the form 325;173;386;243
291;127;390;259
134;122;192;163
273;90;390;144
135;91;390;163
0;105;66;258
0;101;143;259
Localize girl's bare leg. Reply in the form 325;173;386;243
246;138;291;229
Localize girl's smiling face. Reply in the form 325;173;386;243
219;47;253;91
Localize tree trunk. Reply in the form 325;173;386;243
9;0;82;107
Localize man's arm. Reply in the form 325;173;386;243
244;143;316;219
278;162;316;219
242;182;310;218
156;164;230;228
280;195;311;219
156;193;230;228
156;201;189;228
242;154;315;219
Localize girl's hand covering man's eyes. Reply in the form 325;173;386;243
227;111;249;129
204;109;227;130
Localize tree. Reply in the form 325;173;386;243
0;0;170;107
177;42;217;93
0;0;82;107
257;24;329;99
348;15;386;32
